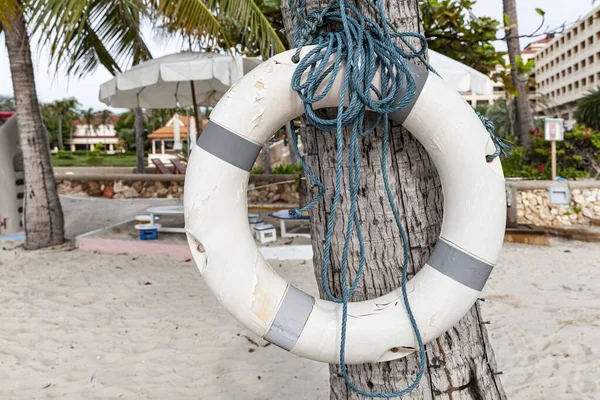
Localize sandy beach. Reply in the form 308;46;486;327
0;235;598;399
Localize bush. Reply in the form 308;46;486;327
272;163;302;174
501;124;600;179
55;150;73;160
251;166;264;174
94;143;105;152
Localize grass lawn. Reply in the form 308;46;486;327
52;152;140;167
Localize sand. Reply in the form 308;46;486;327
0;240;598;399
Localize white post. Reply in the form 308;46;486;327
551;141;557;181
173;113;182;151
152;140;156;155
161;140;165;154
544;118;564;181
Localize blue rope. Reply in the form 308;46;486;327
287;0;509;397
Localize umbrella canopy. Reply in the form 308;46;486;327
428;50;493;95
99;52;262;108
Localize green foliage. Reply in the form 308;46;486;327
56;150;73;159
94;142;105;152
421;0;503;75
251;166;265;174
39;97;80;148
502;124;600;179
0;95;15;111
117;128;136;148
272;163;303;174
574;88;600;131
52;152;139;167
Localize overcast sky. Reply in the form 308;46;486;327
0;0;596;110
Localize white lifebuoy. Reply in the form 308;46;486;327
0;115;24;236
184;47;506;365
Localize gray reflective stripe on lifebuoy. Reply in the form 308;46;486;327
428;239;494;291
196;122;262;171
264;285;315;351
388;62;429;125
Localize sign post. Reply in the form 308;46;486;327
544;118;564;180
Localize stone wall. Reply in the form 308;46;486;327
510;180;600;226
56;173;300;204
58;178;184;199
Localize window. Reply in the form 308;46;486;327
588;16;593;26
574;27;579;35
588;37;593;45
580;22;585;31
575;81;580;89
568;83;573;91
567;32;572;40
589;55;594;64
561;37;566;44
551;76;555;82
583;77;587;86
575;64;579;71
561;54;566;61
581;41;586;50
562;70;566;77
562;87;566;94
568;49;572;57
591;75;595;83
574;45;579;53
582;59;587;68
568;66;573;74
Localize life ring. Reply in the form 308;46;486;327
184;47;506;364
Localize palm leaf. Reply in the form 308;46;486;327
152;0;231;50
29;0;152;77
219;0;285;54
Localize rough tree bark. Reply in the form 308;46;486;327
3;6;65;249
261;142;272;173
503;0;534;148
285;122;299;164
57;115;64;150
282;0;507;399
134;106;145;173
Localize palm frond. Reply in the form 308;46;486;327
29;0;152;77
152;0;230;50
0;0;21;27
219;0;285;54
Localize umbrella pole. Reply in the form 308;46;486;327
190;80;202;139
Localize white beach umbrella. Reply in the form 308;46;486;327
428;50;493;95
99;51;262;139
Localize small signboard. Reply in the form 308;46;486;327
544;118;564;141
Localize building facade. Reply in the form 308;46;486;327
66;114;120;152
536;6;600;122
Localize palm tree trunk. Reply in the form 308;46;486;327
282;1;507;399
285;123;298;164
134;106;145;173
261;142;272;174
57;114;63;150
3;7;64;249
503;0;534;148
